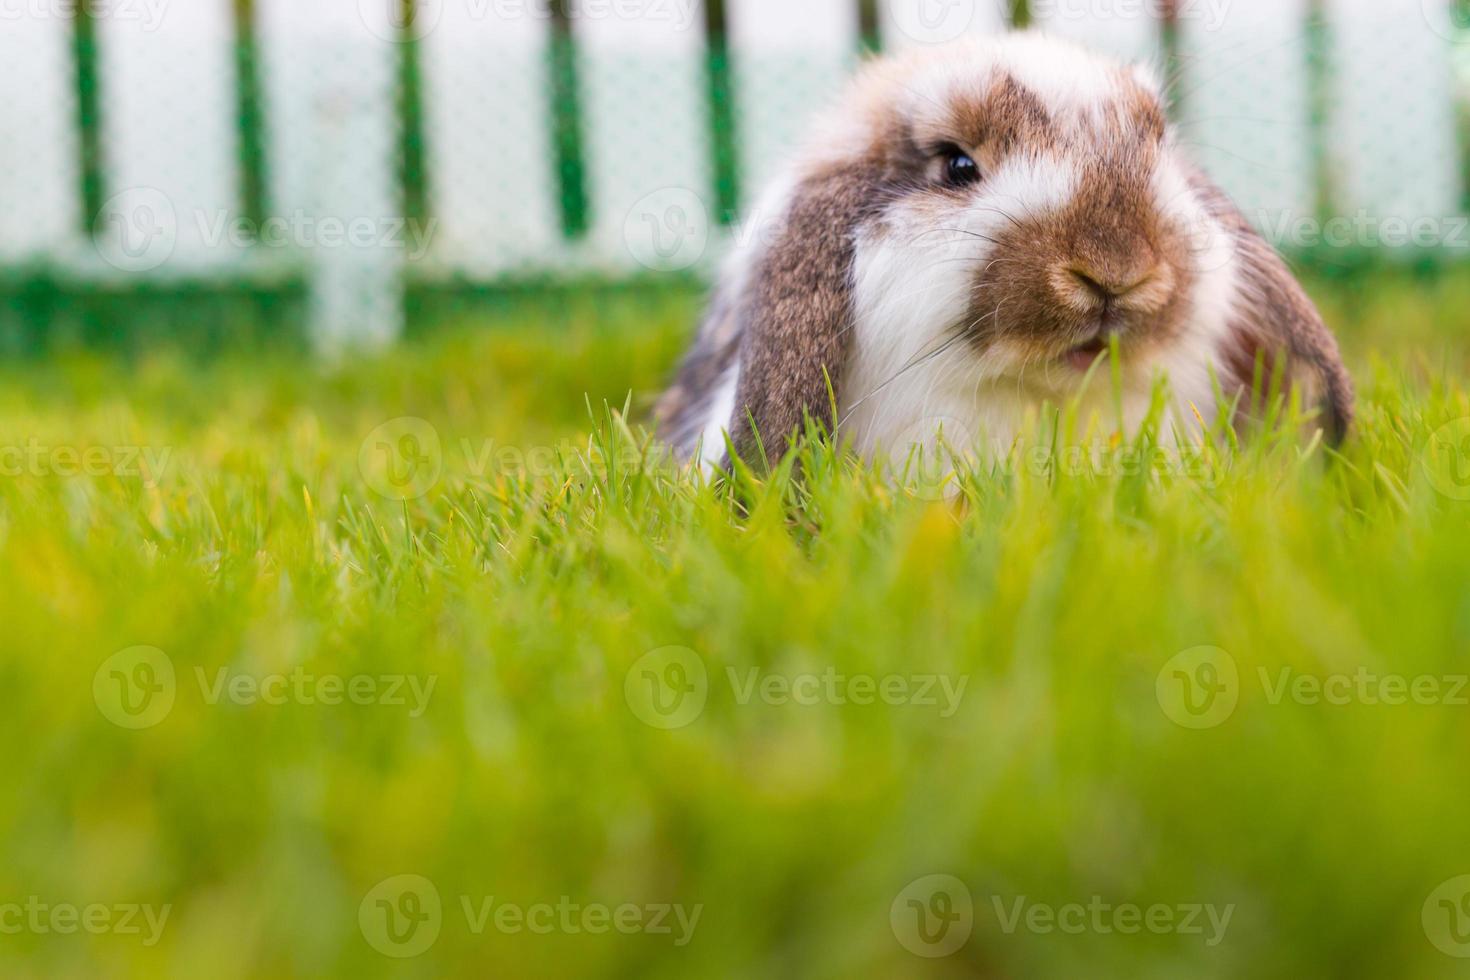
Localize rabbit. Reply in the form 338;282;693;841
654;33;1354;469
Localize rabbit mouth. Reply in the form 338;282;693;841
1060;321;1121;372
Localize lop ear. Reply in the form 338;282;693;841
1220;232;1355;445
729;164;882;464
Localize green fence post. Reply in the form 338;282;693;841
233;0;269;231
548;2;590;239
70;4;105;232
397;0;431;226
858;0;882;53
703;0;740;225
1455;0;1470;215
1305;0;1337;224
1160;0;1183;121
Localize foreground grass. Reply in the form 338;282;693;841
2;274;1470;978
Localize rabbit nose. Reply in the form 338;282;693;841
1052;257;1173;314
1068;265;1151;300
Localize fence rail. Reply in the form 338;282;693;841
0;0;1465;347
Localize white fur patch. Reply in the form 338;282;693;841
839;151;1080;459
695;364;740;468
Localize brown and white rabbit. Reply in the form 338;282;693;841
655;34;1353;467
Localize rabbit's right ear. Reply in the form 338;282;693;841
729;164;883;464
1221;232;1355;445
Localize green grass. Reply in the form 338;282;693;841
4;271;1470;978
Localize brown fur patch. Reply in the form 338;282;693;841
1191;171;1355;443
966;109;1193;371
729;163;889;462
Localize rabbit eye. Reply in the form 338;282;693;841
941;149;981;188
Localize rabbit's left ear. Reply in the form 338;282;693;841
729;165;882;464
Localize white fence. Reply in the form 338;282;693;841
0;0;1463;345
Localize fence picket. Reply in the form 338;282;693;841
1174;0;1318;230
1323;0;1461;241
0;17;77;263
576;2;710;269
256;2;403;345
727;0;858;195
95;2;241;273
420;4;563;278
